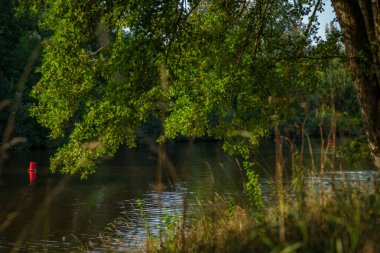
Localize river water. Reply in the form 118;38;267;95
0;141;377;251
0;142;248;251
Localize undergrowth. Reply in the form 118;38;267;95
85;179;380;253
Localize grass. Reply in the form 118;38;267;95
84;176;380;253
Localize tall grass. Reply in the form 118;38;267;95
87;177;380;253
168;183;379;252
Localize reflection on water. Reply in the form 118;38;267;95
0;141;377;251
0;142;244;251
306;170;379;191
112;190;186;250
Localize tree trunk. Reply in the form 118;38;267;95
332;0;380;170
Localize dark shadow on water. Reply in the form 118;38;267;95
0;142;245;251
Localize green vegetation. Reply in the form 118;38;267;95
166;186;380;253
0;0;49;148
1;0;380;251
1;0;377;175
16;0;375;177
83;183;380;253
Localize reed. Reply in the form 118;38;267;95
177;186;376;252
107;179;380;253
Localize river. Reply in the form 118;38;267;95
0;141;248;251
0;141;377;251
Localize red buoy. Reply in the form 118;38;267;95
29;162;37;185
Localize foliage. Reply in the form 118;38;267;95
336;136;372;164
87;182;380;253
0;0;50;148
27;0;171;176
167;186;380;253
26;0;337;177
243;161;264;211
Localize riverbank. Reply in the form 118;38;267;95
84;173;380;253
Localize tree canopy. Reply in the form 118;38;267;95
0;0;52;159
22;0;378;177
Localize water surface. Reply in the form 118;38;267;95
0;142;245;251
0;140;376;251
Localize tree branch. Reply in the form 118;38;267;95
304;0;322;38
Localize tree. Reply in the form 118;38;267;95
28;0;337;177
29;0;189;177
0;0;47;148
331;0;380;170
